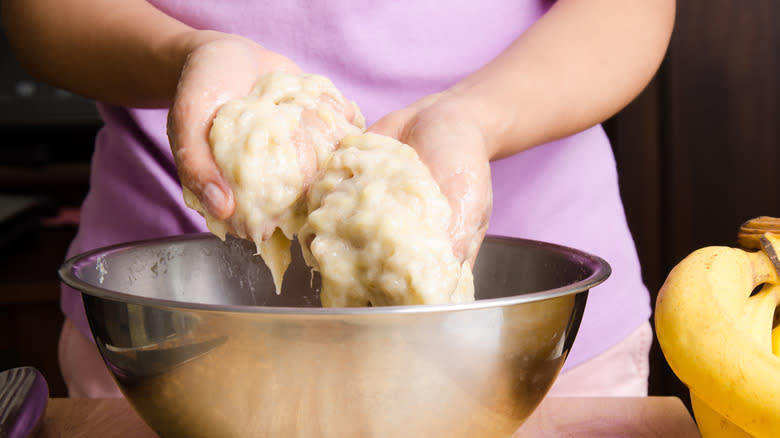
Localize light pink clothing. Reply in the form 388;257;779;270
61;0;650;376
547;321;653;397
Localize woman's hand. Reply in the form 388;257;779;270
368;93;493;265
167;35;303;221
168;34;362;227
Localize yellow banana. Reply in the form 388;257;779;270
690;393;753;438
655;230;780;438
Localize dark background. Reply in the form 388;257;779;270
604;0;779;409
1;0;778;404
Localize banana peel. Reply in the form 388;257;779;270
655;221;780;438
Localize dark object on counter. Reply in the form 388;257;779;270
0;366;49;438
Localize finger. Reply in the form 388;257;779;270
402;112;492;265
168;96;236;220
366;109;415;139
317;94;358;127
440;174;487;261
168;38;298;220
167;53;244;219
464;190;492;268
368;93;444;138
289;124;319;190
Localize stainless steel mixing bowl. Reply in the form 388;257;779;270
59;233;609;438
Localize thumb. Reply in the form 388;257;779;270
366;109;415;139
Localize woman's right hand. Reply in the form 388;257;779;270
167;34;303;221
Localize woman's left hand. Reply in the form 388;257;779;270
368;92;493;266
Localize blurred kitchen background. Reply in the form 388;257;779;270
1;1;778;404
0;9;100;397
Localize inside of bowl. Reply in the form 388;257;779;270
65;234;607;308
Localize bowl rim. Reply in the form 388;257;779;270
58;233;611;315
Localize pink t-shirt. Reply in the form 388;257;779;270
62;0;650;370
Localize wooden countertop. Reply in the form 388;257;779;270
36;396;701;437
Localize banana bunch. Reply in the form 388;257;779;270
655;217;780;438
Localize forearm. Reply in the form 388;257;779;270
1;0;224;108
450;0;676;160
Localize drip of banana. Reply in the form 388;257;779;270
655;216;780;438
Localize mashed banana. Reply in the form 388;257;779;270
185;72;474;306
183;72;364;291
299;133;474;306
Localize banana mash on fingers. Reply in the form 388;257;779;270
184;71;475;306
183;72;364;292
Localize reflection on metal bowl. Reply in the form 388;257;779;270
59;233;609;438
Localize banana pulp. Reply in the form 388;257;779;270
184;71;475;306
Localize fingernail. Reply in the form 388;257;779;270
202;183;226;218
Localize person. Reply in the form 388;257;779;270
2;0;676;398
